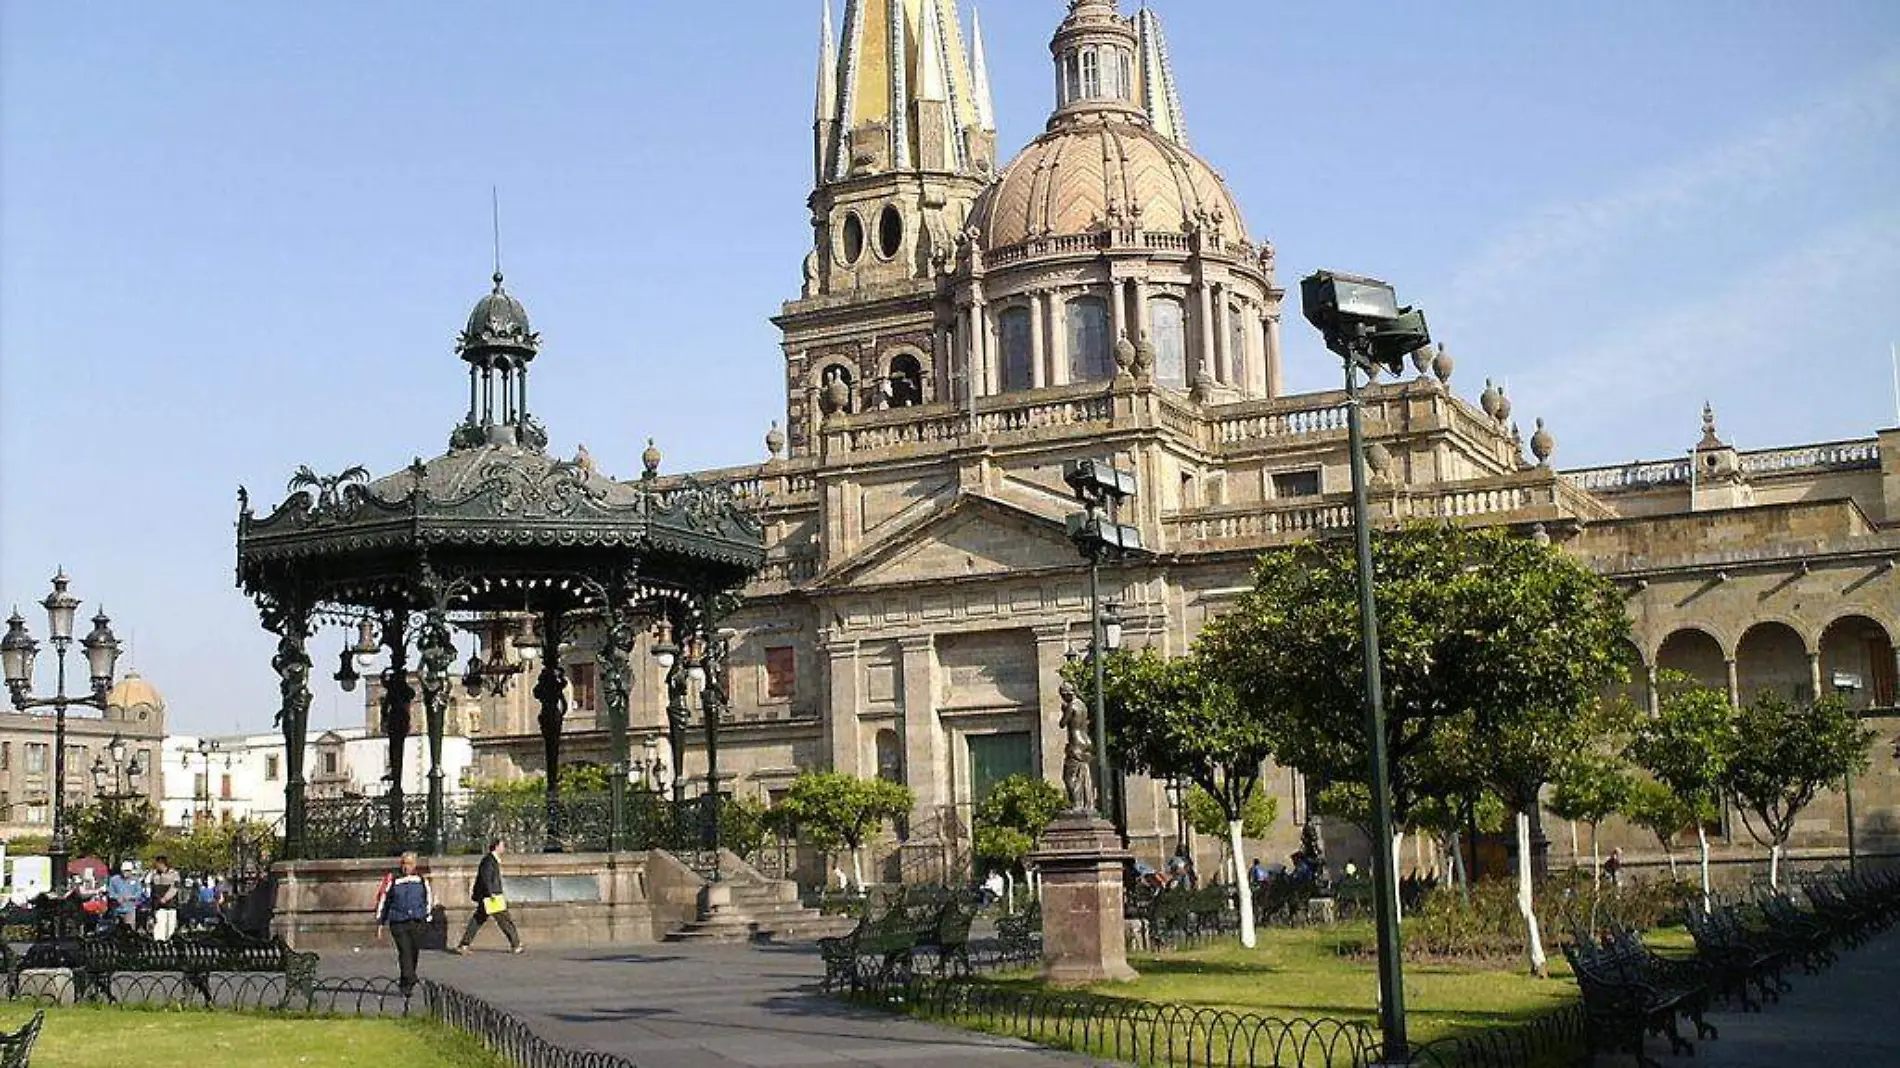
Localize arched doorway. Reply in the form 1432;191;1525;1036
1735;621;1811;705
1819;615;1896;710
1655;628;1727;695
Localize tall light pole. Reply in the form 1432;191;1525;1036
2;570;124;893
1064;459;1140;827
1301;271;1430;1062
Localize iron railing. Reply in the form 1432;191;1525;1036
300;791;724;862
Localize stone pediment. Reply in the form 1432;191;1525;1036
819;495;1079;590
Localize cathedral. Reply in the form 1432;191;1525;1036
468;0;1899;880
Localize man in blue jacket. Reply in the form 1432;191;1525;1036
374;852;435;996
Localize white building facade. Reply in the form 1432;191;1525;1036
160;729;474;831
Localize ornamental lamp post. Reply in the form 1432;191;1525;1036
2;570;124;897
1301;270;1431;1062
1064;459;1140;828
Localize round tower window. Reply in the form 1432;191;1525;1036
841;212;866;265
878;205;904;259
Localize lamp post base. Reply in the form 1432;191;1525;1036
1030;811;1138;986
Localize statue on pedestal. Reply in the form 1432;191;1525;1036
1059;679;1095;813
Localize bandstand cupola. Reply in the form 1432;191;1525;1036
452;272;545;451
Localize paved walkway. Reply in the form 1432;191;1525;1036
325;941;1100;1068
1690;926;1900;1067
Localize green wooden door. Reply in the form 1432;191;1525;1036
967;732;1035;803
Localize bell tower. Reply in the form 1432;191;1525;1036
780;0;998;456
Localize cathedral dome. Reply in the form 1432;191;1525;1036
107;671;165;719
970;114;1248;252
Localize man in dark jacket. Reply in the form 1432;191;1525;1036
454;838;522;954
375;851;435;995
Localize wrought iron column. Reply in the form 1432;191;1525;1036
419;601;455;856
600;587;635;853
534;606;569;851
699;606;729;883
270;600;315;861
380;611;413;851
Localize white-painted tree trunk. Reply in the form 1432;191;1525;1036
851;847;866;893
1004;872;1015;914
1392;831;1406;924
1569;819;1580;862
1697;826;1713;909
1447;830;1466;894
1769;842;1783;888
1230;818;1257;949
1664;846;1678;881
1516;811;1548;977
1591;822;1602;889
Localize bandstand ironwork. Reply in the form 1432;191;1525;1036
235;272;764;860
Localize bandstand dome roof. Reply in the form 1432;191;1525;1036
971;115;1249;252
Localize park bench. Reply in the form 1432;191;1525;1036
1683;903;1787;1012
996;901;1041;959
0;1010;42;1068
818;886;977;990
63;924;319;1007
1563;938;1704;1068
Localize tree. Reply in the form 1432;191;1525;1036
973;775;1065;879
1089;647;1274;948
141;818;279;876
1623;779;1697;882
1548;753;1632;888
770;773;914;891
71;799;161;868
1627;675;1734;903
1723;691;1874;887
1204;523;1633;975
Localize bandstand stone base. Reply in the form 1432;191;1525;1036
1030;811;1138;986
269;850;704;951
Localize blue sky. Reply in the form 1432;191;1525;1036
3;1;1897;735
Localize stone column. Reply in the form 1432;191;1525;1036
1109;271;1127;345
825;636;862;776
1248;309;1269;396
1725;657;1741;708
1808;652;1824;704
1133;279;1152;343
899;635;942;819
1265;314;1284;398
1646;665;1661;718
1212;285;1230;385
1050;290;1071;386
1195;280;1216;389
1030;290;1048;389
1034;625;1072;786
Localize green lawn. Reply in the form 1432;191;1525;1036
0;1005;506;1068
953;924;1588;1059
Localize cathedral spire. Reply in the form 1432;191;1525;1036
970;7;996;132
824;0;988;182
815;1;840;184
1134;5;1189;145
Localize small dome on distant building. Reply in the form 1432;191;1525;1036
107;671;166;723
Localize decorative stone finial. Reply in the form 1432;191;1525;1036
1698;401;1726;449
1113;333;1138;382
1495;384;1513;424
1134;334;1157;379
641;438;662;479
1365;442;1393;481
1432;344;1454;386
1411;346;1433;378
574;443;595;474
765;421;786;460
821;375;852;417
1480;378;1502;419
1530;418;1555;466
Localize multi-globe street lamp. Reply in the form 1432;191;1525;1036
1;570;124;890
90;731;146;805
1064;459;1140;827
1301;270;1431;1061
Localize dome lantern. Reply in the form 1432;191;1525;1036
451;272;546;452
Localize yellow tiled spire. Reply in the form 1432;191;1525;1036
825;0;988;181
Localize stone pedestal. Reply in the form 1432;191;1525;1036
1030;811;1138;985
664;880;758;943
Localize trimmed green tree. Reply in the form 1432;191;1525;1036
1089;647;1274;948
1623;779;1698;882
1204;523;1633;974
1626;675;1735;903
1548;753;1632;888
973;774;1066;879
71;799;161;869
1723;691;1875;887
771;772;914;891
